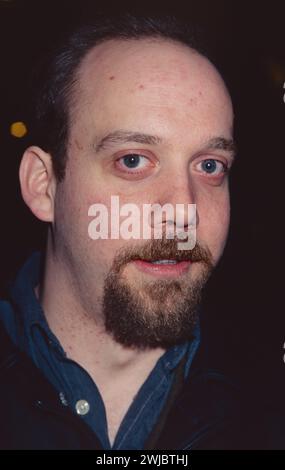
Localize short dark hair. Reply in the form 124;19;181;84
31;13;209;181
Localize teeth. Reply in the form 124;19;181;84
150;260;178;265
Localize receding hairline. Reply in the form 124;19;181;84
77;35;210;80
69;35;228;119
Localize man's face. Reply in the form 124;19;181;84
53;39;234;350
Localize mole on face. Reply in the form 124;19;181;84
75;138;83;150
109;75;115;80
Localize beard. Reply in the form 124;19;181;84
102;237;214;350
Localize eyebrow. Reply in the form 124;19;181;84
94;130;237;159
205;136;237;159
95;130;162;152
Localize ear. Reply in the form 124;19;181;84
19;146;57;222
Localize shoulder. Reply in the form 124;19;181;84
0;297;19;346
155;360;279;449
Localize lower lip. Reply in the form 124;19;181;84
132;260;192;278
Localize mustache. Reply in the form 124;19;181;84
112;237;214;274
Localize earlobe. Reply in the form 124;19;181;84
19;146;56;222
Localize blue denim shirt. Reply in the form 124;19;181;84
0;253;200;450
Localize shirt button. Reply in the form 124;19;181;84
75;399;90;416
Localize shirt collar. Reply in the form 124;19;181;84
9;251;44;326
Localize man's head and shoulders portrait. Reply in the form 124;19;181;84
0;2;283;450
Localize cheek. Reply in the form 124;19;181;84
54;173;100;257
216;203;230;252
198;192;230;263
55;186;128;281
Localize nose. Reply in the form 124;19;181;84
149;170;198;242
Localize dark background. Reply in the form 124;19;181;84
0;0;284;408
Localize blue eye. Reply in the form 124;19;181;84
199;159;227;175
117;153;150;172
122;154;143;168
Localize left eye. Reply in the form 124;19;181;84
116;154;149;171
197;159;227;176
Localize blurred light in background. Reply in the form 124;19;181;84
266;59;285;87
10;121;27;138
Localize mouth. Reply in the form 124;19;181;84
131;258;192;278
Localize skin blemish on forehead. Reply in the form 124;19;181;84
188;97;196;105
109;75;115;80
74;139;83;150
139;84;145;89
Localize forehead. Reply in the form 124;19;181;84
73;38;233;138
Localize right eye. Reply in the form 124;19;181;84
115;153;152;174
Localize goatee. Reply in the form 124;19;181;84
102;237;214;350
